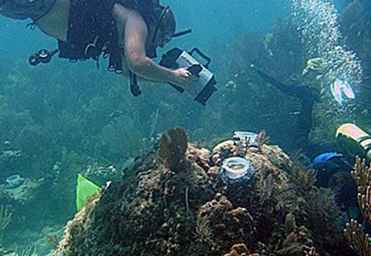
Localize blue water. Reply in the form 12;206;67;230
0;1;285;58
0;0;369;254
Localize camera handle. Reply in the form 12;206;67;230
168;64;202;93
189;48;211;68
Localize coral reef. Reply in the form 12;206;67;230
0;205;12;234
224;243;258;256
159;128;188;171
53;128;356;256
0;205;13;255
1;178;43;203
0;175;60;251
352;157;371;223
0;204;12;248
0;247;13;255
344;219;371;256
0;244;41;256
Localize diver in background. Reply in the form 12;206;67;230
311;151;360;220
250;65;320;150
0;0;193;89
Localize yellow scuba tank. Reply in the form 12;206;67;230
336;123;371;160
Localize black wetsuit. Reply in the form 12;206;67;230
253;67;320;148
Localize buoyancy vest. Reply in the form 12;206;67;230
58;0;161;72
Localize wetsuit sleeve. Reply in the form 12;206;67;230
253;67;297;97
253;66;319;102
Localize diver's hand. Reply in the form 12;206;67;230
169;68;193;87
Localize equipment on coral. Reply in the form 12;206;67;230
159;47;217;105
210;131;263;166
310;150;358;216
336;123;371;160
5;174;25;189
76;174;102;211
311;151;353;181
312;152;344;166
220;157;255;184
232;131;259;154
330;79;355;105
233;131;258;146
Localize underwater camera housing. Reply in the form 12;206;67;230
159;48;217;105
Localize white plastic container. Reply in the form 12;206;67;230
220;157;255;183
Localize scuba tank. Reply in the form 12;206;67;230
336;123;371;160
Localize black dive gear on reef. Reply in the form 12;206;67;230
159;48;217;105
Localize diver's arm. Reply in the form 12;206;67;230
252;66;294;96
252;66;317;100
124;12;192;86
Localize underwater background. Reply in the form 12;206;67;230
0;0;370;255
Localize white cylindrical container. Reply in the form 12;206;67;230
220;157;255;183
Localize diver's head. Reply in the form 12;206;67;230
153;6;176;48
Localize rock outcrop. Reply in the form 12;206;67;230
54;129;356;256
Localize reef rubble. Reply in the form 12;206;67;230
53;128;356;256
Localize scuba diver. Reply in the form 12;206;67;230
311;122;371;225
250;65;320;150
310;151;360;221
0;0;194;91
